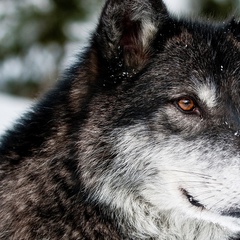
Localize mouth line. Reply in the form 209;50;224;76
180;188;205;209
179;188;240;220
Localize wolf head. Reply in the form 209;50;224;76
74;0;240;239
3;0;240;239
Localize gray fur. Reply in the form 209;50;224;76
1;0;240;239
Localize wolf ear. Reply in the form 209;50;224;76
93;0;169;84
227;18;240;41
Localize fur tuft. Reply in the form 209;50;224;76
1;0;240;239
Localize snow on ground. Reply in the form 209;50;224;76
0;93;32;136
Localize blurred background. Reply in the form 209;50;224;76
0;0;240;135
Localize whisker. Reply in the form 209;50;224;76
160;169;214;179
208;198;226;211
162;180;215;185
196;194;216;204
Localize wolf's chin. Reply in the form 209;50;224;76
181;188;240;219
181;188;240;221
178;188;240;234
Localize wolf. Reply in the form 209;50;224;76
1;0;240;239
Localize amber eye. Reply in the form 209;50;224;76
177;98;195;112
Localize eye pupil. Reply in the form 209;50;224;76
177;98;195;111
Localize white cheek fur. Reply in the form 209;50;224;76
92;125;240;239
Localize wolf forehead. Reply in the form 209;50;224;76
143;19;240;107
93;10;240;129
95;0;240;102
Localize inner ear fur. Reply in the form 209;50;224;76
93;0;169;80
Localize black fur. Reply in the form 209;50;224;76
1;0;240;239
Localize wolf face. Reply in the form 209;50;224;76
1;0;240;239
